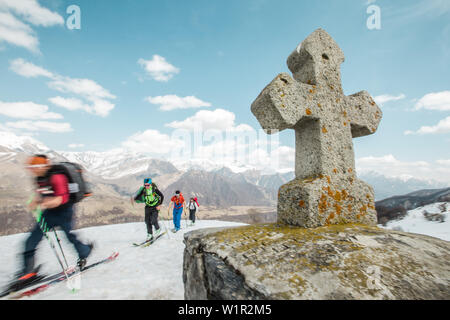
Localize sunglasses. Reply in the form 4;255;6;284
144;184;150;187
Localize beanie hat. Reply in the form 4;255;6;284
26;155;49;168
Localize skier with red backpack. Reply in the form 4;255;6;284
168;190;186;232
11;155;94;290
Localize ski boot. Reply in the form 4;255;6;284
77;243;94;270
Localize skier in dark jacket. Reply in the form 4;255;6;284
188;197;199;226
16;155;93;286
132;178;164;241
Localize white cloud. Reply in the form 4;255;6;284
356;154;450;183
49;96;114;118
166;109;237;131
48;96;88;112
373;94;406;105
5;120;72;133
0;100;63;120
138;55;179;82
85;98;115;118
10;57;55;78
0;0;63;52
0;11;39;52
48;77;116;100
68;143;84;148
145;95;211;111
404;116;450;135
437;159;450;166
414;91;450;111
161;108;291;171
10;59;116;117
120;122;290;172
0;0;64;26
121;129;183;155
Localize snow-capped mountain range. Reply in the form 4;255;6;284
60;150;179;180
0;131;49;153
0;130;447;201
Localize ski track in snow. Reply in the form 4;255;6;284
1;202;448;300
0;220;246;300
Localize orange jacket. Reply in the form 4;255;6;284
171;193;185;208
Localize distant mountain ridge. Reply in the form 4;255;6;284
358;171;447;201
0;130;448;209
375;187;450;211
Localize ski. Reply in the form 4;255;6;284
9;252;119;299
133;239;150;247
133;231;166;247
141;232;166;247
0;266;76;299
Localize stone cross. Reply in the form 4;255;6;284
251;29;382;228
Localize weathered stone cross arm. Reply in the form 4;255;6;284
251;28;382;139
344;91;382;138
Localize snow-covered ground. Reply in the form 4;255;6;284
0;220;246;300
380;202;449;241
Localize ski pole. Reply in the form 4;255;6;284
159;207;170;239
36;208;69;281
28;196;70;281
167;207;171;230
52;228;69;269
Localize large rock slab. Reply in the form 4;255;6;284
183;224;450;300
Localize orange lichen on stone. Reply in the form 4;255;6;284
333;168;338;174
334;204;342;215
318;103;322;108
319;194;327;214
342;189;348;200
334;191;342;202
326;176;331;184
360;205;368;216
343;122;347;126
299;200;305;207
306;108;312;115
347;204;352;211
322;127;328;134
326;212;336;224
327;186;333;197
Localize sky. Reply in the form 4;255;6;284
0;0;449;182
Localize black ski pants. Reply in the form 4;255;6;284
145;206;160;234
189;209;196;223
23;205;91;274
